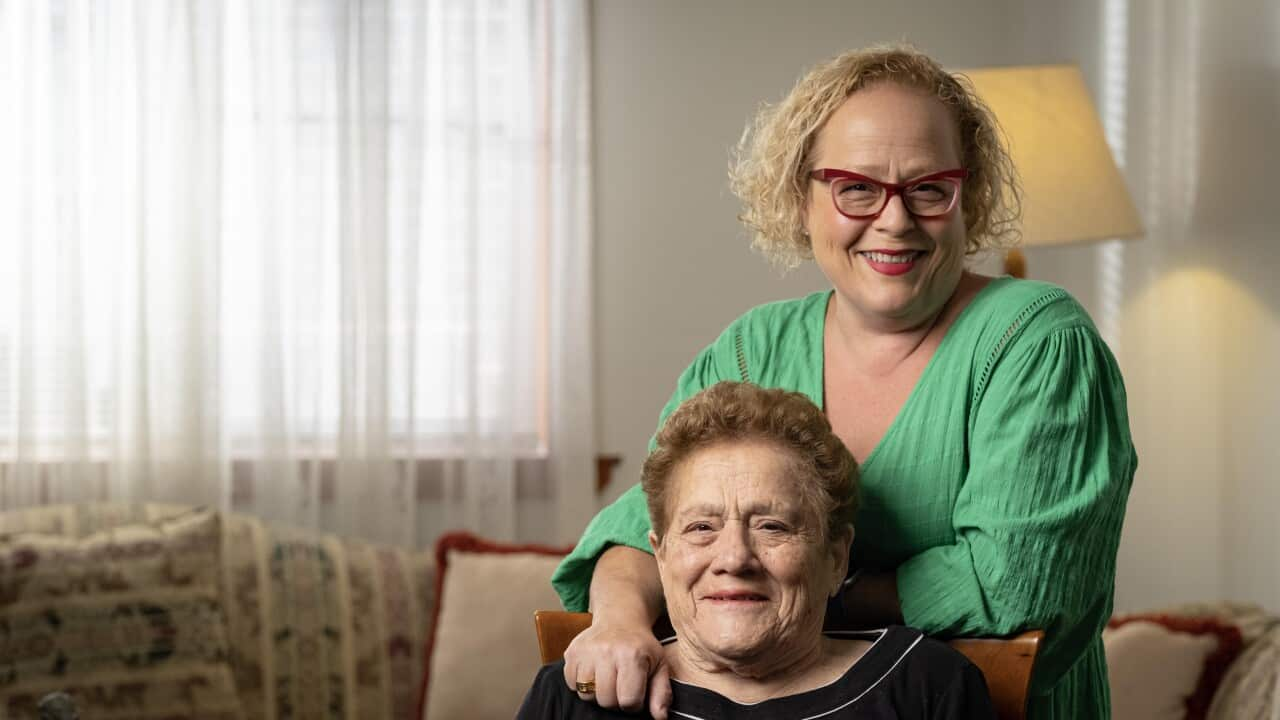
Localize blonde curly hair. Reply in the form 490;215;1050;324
729;45;1022;269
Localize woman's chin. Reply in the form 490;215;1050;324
697;638;775;664
688;616;784;660
836;267;961;326
840;285;926;323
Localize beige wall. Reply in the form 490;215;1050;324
591;0;1280;611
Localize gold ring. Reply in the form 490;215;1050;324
575;680;596;694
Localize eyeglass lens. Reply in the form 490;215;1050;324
831;177;959;217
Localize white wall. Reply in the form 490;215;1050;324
1195;0;1280;609
591;0;1280;611
1012;0;1280;611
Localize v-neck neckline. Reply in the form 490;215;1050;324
666;627;919;718
813;277;1011;474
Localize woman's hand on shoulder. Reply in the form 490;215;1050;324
563;621;671;718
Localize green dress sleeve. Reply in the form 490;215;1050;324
895;320;1137;695
550;330;740;611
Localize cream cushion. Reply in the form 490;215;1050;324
423;549;565;719
0;508;244;719
1104;620;1217;720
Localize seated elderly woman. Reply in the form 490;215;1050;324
519;382;995;718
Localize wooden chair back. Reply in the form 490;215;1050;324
946;632;1044;719
533;610;1042;720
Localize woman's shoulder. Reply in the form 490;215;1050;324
824;627;991;712
690;290;828;388
881;628;996;718
870;627;988;702
955;276;1104;362
829;625;972;667
893;628;981;673
722;289;830;338
967;276;1096;331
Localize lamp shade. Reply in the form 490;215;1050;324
961;65;1143;247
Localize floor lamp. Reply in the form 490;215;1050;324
960;65;1144;277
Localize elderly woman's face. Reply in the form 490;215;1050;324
805;82;967;328
649;441;849;668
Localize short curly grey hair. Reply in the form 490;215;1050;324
642;382;858;544
729;44;1023;269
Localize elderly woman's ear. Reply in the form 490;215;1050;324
828;524;855;595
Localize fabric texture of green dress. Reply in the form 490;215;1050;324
551;277;1137;719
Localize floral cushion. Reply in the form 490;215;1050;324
0;507;243;719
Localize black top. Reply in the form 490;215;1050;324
516;625;996;719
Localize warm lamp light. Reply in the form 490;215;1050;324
960;65;1144;277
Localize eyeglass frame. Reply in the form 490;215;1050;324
809;168;969;220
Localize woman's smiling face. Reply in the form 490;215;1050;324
805;82;968;329
650;441;848;670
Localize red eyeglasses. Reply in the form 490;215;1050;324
809;168;968;220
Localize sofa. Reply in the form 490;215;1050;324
2;504;1277;719
0;503;435;720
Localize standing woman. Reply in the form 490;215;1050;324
553;45;1136;720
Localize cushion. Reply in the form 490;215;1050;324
1104;614;1244;720
418;532;571;720
0;508;244;719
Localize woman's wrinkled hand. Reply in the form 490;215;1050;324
562;621;672;719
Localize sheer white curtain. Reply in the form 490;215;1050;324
0;0;595;546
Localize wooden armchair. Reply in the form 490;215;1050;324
534;610;1043;720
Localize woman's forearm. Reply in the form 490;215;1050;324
589;545;665;627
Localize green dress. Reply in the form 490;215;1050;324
552;277;1137;719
